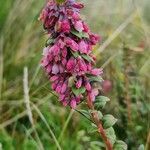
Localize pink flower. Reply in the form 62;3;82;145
62;48;67;58
62;59;67;66
73;2;84;9
41;57;49;67
40;0;102;108
60;94;65;101
61;82;67;94
62;100;68;107
83;22;89;32
79;40;88;54
91;68;103;75
90;33;100;45
76;78;82;88
57;39;65;49
56;85;62;93
59;64;64;73
74;21;84;32
85;82;92;91
61;20;71;33
46;65;52;73
50;45;60;56
52;64;59;74
50;75;59;82
88;89;99;102
51;82;57;90
42;47;49;56
78;59;87;72
88;92;95;102
67;58;76;71
66;38;79;51
72;12;80;20
70;98;77;109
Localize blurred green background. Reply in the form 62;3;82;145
0;0;150;150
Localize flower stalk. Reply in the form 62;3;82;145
87;98;113;150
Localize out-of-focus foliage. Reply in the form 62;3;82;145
0;0;149;150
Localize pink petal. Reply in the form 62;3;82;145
66;38;79;51
62;48;67;58
79;40;88;54
60;94;65;101
51;82;57;90
42;47;49;56
50;75;59;82
78;59;87;71
50;45;60;56
74;21;84;32
88;92;95;102
70;99;77;109
52;64;59;74
61;82;67;94
83;22;89;32
59;64;64;73
91;68;103;76
61;20;71;33
67;58;76;71
73;3;84;9
92;89;99;96
41;58;49;67
46;65;52;73
76;78;82;88
85;82;92;91
90;33;101;45
62;59;67;66
62;100;68;107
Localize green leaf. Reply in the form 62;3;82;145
113;140;127;150
102;114;117;129
138;144;144;150
78;109;91;120
71;30;83;38
82;32;89;38
90;141;104;150
97;111;103;120
45;38;54;47
89;110;103;120
105;127;116;145
71;51;80;58
81;54;95;63
71;30;89;38
90;141;105;150
87;123;98;134
72;86;86;96
94;96;110;109
88;76;103;83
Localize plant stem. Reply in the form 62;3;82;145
87;98;113;150
145;130;150;150
123;45;132;123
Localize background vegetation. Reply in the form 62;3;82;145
0;0;149;149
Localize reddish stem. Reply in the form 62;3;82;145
87;98;113;150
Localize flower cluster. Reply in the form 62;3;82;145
40;0;103;108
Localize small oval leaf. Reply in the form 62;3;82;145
102;114;117;129
105;127;116;145
72;86;86;96
94;96;110;109
113;140;127;150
